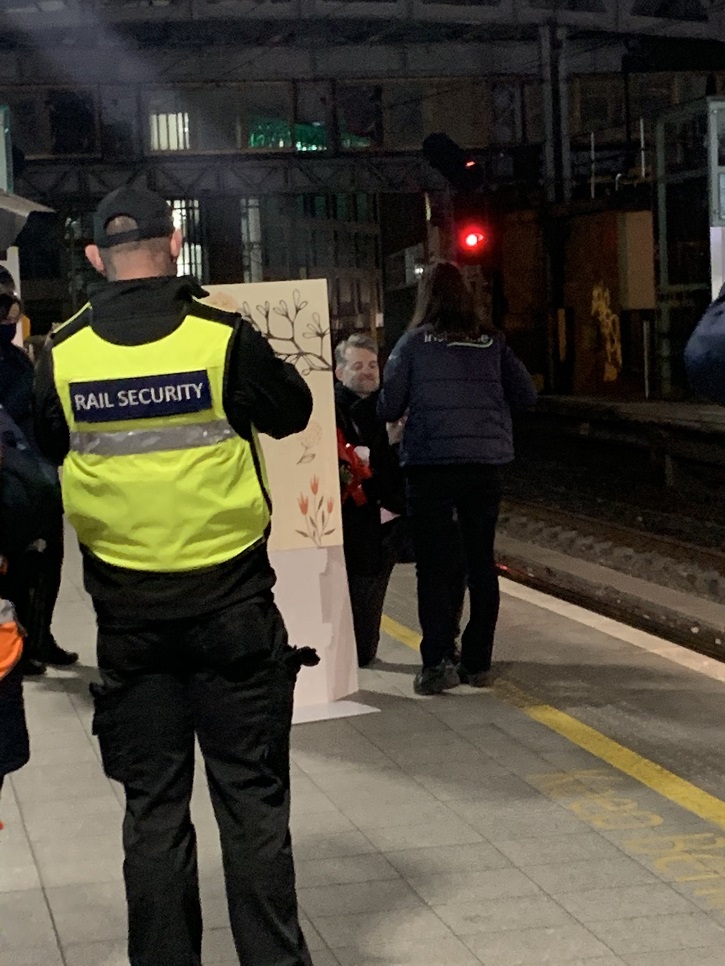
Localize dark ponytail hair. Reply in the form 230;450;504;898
409;261;497;341
0;293;20;323
0;267;16;295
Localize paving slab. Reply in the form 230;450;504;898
4;535;725;965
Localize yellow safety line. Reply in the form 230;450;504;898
380;615;422;651
381;612;725;831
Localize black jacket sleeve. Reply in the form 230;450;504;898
33;345;70;466
224;319;313;440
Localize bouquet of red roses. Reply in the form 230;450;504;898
337;428;372;507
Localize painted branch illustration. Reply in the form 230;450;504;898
241;288;332;375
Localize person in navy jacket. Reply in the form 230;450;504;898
684;286;725;403
379;261;537;695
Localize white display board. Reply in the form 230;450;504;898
204;281;364;719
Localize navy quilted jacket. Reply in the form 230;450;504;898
378;326;537;466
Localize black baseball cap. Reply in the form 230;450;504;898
93;186;175;248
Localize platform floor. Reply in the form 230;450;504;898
6;547;725;965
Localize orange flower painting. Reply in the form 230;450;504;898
296;477;336;547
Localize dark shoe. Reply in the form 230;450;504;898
414;660;460;696
458;665;494;688
44;640;79;667
19;655;46;676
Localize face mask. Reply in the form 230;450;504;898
0;324;16;346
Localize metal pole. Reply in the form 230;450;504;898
557;27;572;203
0;106;9;193
590;132;595;199
540;25;556;203
643;317;650;400
656;113;670;398
640;117;646;181
69;220;78;314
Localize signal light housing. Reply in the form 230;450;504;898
422;133;484;191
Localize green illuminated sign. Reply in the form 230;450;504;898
248;117;329;153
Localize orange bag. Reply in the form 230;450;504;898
0;598;23;680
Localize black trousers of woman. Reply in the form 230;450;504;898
406;464;502;673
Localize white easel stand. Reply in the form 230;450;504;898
270;545;378;724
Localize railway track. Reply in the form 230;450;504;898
494;498;725;663
501;498;725;576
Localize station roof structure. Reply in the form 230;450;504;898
0;0;722;43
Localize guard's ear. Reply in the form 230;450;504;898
170;228;183;261
85;244;106;276
335;364;345;382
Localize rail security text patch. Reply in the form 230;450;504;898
70;371;212;423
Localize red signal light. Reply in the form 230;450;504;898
459;225;488;252
465;160;476;168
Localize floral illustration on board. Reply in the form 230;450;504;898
297;475;336;547
241;288;333;375
297;419;322;465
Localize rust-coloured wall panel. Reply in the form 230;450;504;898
564;210;620;395
501;210;547;382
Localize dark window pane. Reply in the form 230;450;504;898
335;194;349;221
2;87;99;158
383;83;423;149
355;193;370;222
47;90;97;155
296;81;330;153
338;84;382;149
246;83;292;150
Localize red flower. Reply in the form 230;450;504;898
311;475;320;496
326;497;334;514
298;495;309;515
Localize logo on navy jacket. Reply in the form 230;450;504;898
70;371;212;423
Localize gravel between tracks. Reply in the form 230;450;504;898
498;504;725;604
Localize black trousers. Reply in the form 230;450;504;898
91;593;312;966
406;465;502;673
6;519;63;662
347;517;410;667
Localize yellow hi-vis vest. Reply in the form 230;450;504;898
51;303;271;572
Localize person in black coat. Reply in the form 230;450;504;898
0;275;77;673
0;286;34;441
335;334;410;667
0;596;29;799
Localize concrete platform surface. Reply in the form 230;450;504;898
6;542;725;965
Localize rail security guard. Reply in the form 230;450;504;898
51;301;271;572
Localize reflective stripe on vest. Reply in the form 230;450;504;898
69;419;235;456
